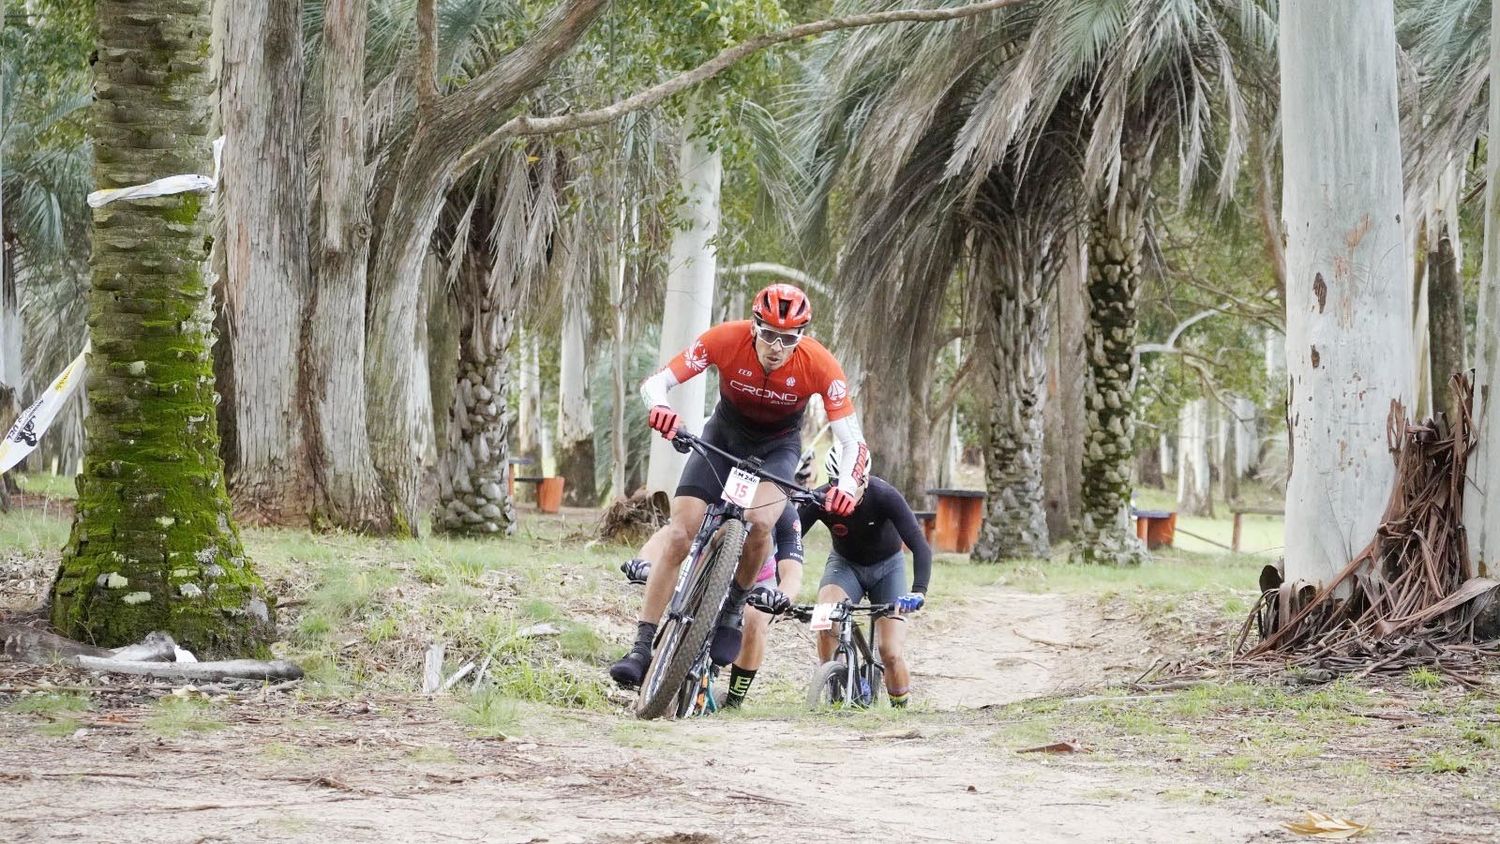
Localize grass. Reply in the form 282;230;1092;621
7;692;91;737
11;471;77;499
146;697;227;736
454;689;523;738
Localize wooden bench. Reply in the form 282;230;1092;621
926;489;987;554
1230;505;1282;552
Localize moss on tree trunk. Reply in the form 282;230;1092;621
51;0;272;656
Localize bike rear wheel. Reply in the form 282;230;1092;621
806;659;849;708
636;520;747;720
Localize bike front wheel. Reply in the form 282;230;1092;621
806;659;850;708
636;520;748;720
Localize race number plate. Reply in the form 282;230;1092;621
809;602;837;631
722;467;761;507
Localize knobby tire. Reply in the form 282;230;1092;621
636;520;747;720
806;659;849;708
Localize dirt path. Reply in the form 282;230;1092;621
0;586;1288;843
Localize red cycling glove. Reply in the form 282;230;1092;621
825;487;856;516
647;405;680;438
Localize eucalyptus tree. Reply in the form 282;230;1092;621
51;0;271;652
1467;0;1500;575
1280;1;1412;588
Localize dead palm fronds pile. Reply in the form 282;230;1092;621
596;489;670;545
1236;377;1500;685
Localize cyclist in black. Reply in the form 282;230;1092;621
797;450;930;708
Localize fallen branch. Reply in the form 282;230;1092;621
1010;628;1094;650
73;656;303;682
422;643;446;694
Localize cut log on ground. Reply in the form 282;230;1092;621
73;656;304;682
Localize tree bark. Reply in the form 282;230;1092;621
1042;232;1087;541
518;332;546;469
0;74;21;464
1429;225;1465;424
363;0;610;532
646;121;720;494
1176;399;1211;516
1076;150;1151;566
973;242;1056;562
1280;0;1412;588
1465;0;1500;578
557;258;596;505
219;0;313;525
433;279;518;535
1135;439;1164;489
52;0;271;655
306;0;391;533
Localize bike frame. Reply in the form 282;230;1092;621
793;601;893;706
649;431;818;717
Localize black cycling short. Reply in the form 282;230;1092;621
676;412;801;504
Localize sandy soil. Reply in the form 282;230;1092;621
0;583;1303;844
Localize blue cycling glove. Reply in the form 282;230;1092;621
895;593;925;614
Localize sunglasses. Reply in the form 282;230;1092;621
753;322;805;348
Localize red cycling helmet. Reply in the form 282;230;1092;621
751;283;812;330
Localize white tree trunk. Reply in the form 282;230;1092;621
1464;0;1500;577
0;75;21;444
646;123;721;494
1281;0;1413;587
556;274;596;505
608;204;630;500
1234;396;1258;478
518;333;547;470
1176;399;1211;516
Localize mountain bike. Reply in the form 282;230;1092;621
633;429;818;720
787;600;894;708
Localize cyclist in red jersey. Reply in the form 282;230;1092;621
609;284;870;689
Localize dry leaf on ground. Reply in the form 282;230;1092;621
1016;740;1085;754
1282;811;1370;839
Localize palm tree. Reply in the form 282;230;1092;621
50;0;271;653
797;0;1272;564
1;7;92;476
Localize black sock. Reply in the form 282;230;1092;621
724;665;757;707
633;621;657;654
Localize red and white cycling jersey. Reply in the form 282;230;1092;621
657;320;853;432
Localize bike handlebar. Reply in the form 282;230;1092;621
785;601;897;622
671;429;821;506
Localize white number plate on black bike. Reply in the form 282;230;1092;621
721;467;760;507
809;602;836;631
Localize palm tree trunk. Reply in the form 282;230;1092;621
307;0;391;533
52;0;270;654
1076;153;1150;566
434;254;517;535
219;0;314;525
1281;0;1411;588
974;244;1057;562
